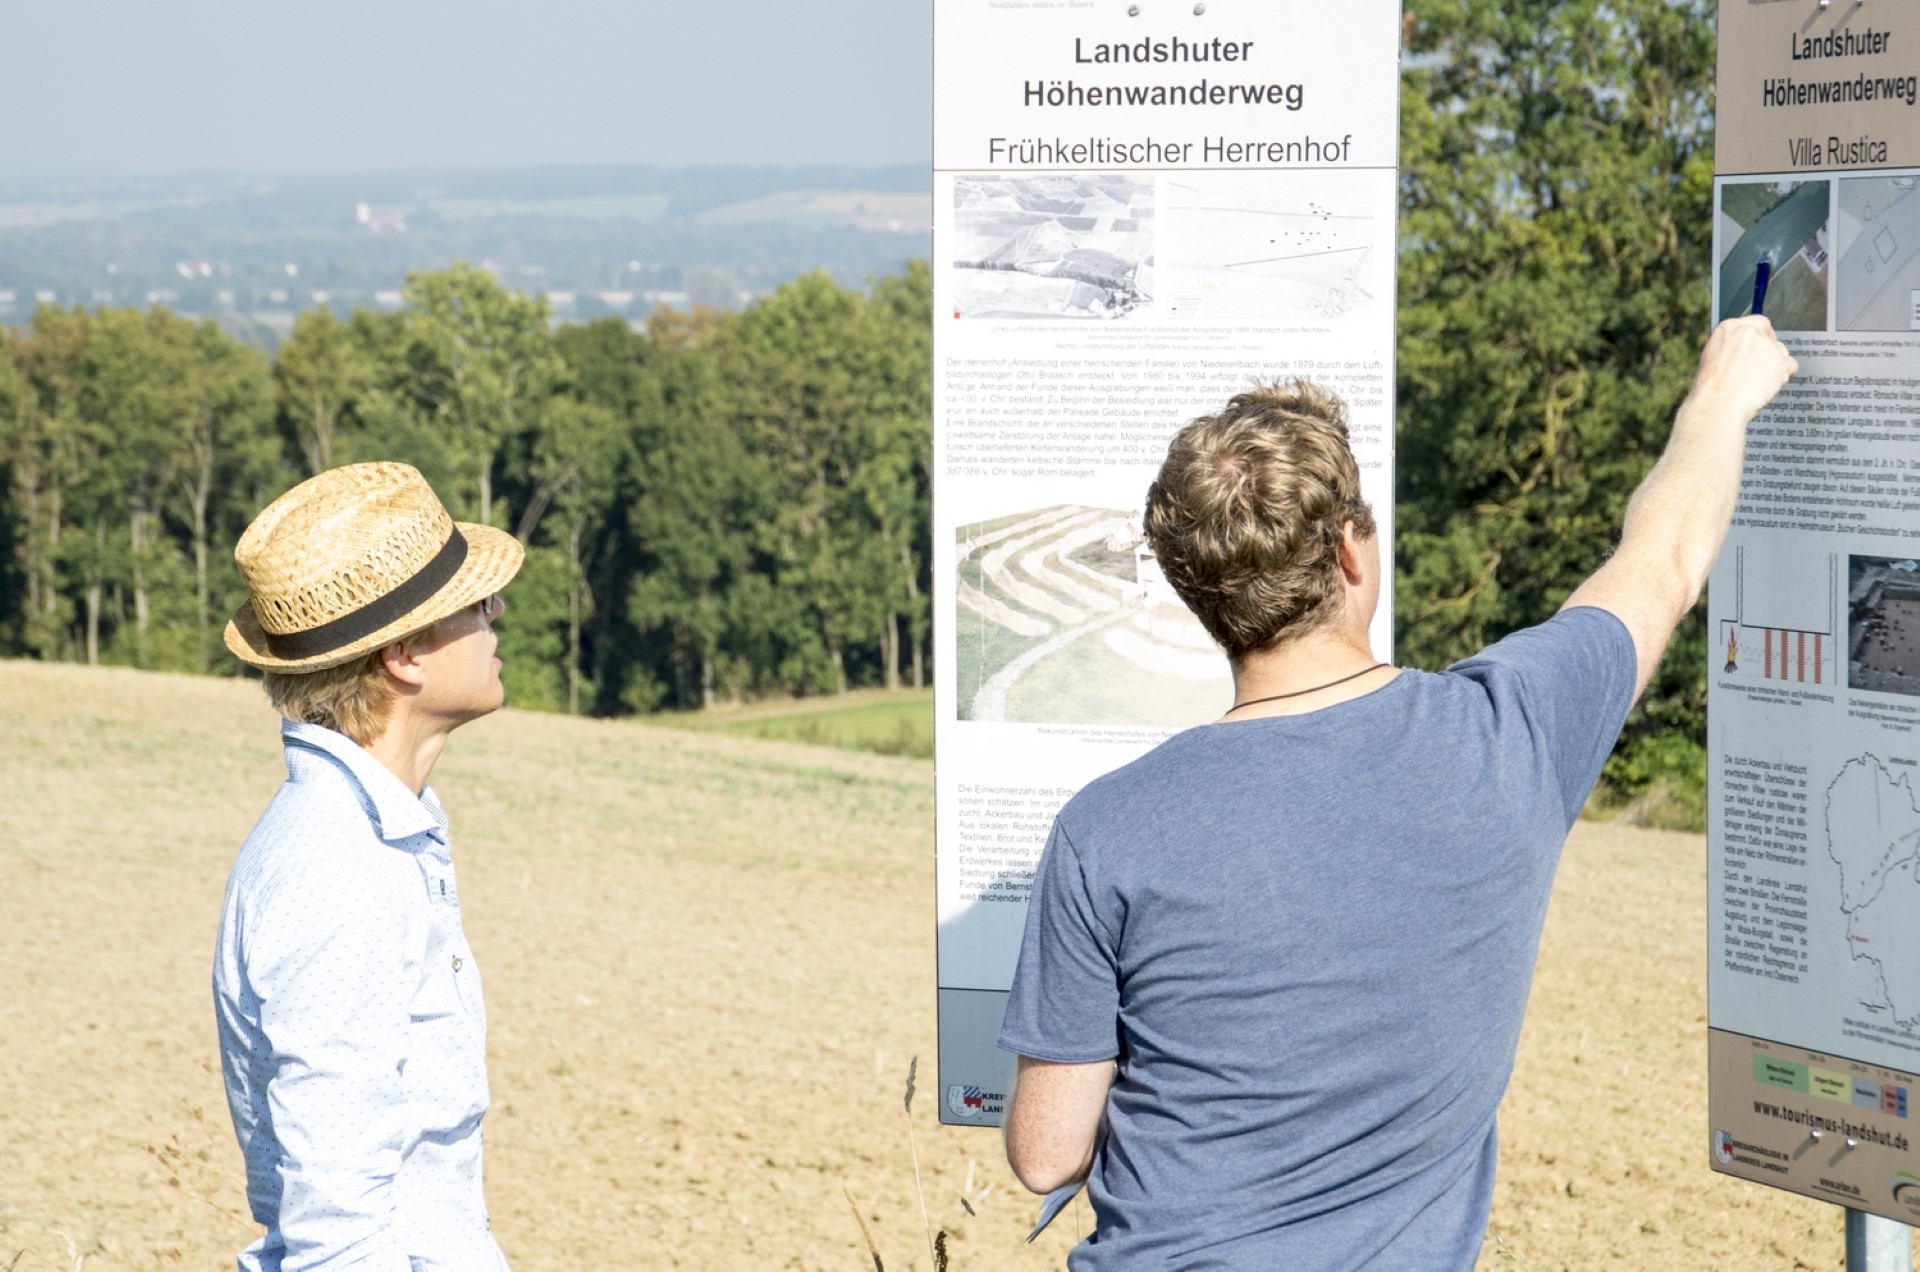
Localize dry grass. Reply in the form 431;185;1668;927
0;658;1885;1268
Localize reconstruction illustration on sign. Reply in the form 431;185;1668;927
1836;176;1920;331
954;505;1228;726
1160;171;1380;322
931;0;1403;1125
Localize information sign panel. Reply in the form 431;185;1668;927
1708;0;1920;1220
931;0;1402;1126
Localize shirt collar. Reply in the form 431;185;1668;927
281;719;449;846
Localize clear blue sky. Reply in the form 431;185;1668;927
2;0;931;174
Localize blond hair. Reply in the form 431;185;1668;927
1144;379;1374;661
258;616;446;745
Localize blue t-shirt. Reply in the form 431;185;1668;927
998;606;1638;1271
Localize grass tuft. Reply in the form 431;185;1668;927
902;1056;938;1269
842;1188;883;1272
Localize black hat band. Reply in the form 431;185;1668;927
264;529;470;661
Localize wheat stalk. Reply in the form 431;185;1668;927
841;1187;883;1272
902;1056;938;1269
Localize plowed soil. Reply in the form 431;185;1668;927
0;660;1880;1270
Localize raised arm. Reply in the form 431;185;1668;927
1562;316;1797;699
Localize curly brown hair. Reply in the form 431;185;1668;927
1143;379;1374;661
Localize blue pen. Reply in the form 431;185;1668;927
1752;256;1772;316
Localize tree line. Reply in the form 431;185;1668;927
0;261;932;715
0;0;1722;812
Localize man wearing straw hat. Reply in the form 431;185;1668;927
213;462;523;1271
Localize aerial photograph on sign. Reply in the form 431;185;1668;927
1716;180;1830;329
1158;171;1379;322
1835;175;1920;331
1849;555;1920;696
949;174;1155;319
954;505;1229;724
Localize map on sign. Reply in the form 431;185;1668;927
1828;755;1920;1024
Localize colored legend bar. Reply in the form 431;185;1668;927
1756;1054;1810;1092
1812;1067;1851;1102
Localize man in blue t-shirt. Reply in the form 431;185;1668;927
997;317;1797;1269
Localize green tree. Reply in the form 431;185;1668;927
398;263;564;526
7;308;92;659
275;307;378;476
71;308;173;667
866;262;934;689
1397;0;1716;796
627;311;772;709
0;337;28;646
512;396;625;714
717;272;899;694
161;315;276;671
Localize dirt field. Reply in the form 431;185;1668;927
0;659;1888;1269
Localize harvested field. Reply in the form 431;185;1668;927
0;659;1889;1269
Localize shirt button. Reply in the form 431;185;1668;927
452;955;464;972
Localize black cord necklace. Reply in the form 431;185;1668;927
1225;663;1389;714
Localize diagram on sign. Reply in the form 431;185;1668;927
1716;180;1830;330
1835;175;1920;332
1849;556;1920;698
1827;754;1920;1026
1158;171;1378;322
954;505;1229;725
1718;546;1837;685
949;174;1155;320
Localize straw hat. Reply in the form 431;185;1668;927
224;462;524;673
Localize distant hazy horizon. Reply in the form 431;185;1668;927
0;0;931;174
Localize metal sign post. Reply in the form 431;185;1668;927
1849;1208;1913;1272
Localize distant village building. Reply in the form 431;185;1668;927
355;201;407;233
